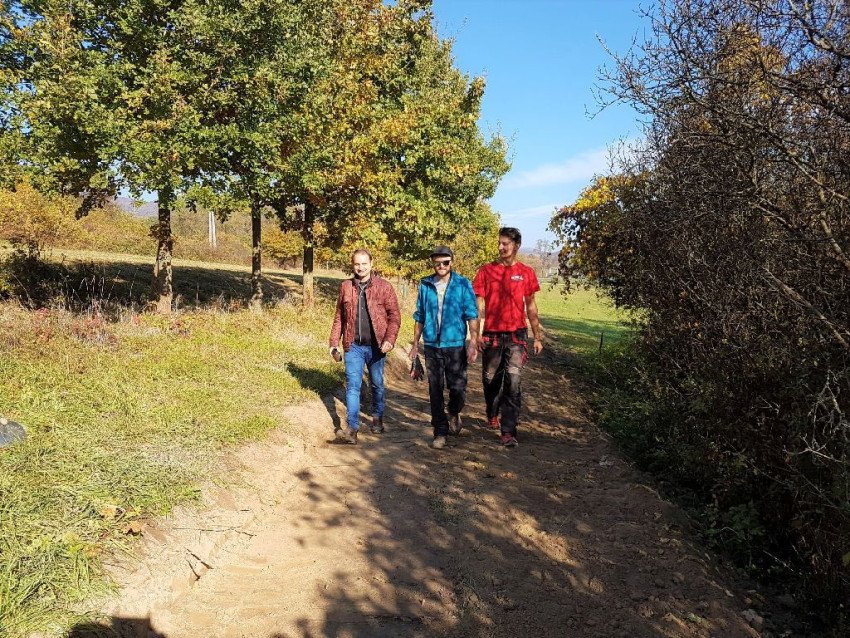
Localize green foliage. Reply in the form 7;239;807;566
446;202;502;279
0;0;507;304
267;1;508;289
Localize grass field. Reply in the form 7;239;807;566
0;250;626;636
535;281;634;359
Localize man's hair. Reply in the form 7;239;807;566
499;226;522;246
351;248;373;262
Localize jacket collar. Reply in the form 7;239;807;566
351;275;375;288
424;272;453;288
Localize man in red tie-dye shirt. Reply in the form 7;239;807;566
472;227;543;448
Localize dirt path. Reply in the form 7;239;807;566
75;345;785;638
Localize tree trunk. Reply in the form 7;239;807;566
151;187;174;314
249;199;263;312
302;201;315;307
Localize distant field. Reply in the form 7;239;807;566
535;282;634;358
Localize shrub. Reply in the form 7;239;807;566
0;181;79;258
553;0;850;619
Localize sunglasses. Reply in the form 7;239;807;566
432;259;451;267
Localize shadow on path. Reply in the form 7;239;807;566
68;617;166;638
271;347;765;637
88;344;781;637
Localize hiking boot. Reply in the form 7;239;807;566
370;415;384;434
486;415;501;430
499;433;518;448
336;427;358;444
448;414;462;435
431;435;447;450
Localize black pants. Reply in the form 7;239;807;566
424;345;468;436
481;329;528;435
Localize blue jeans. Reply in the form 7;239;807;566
344;343;386;430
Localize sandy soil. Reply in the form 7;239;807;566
69;344;795;638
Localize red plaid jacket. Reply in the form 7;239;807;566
329;275;401;351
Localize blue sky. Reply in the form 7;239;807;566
431;0;647;248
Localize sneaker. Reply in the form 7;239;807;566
448;414;462;435
431;435;447;449
486;415;501;430
336;427;358;444
370;415;384;434
499;433;518;448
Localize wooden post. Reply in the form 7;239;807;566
208;209;217;248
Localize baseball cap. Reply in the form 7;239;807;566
429;245;454;259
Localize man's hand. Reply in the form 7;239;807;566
329;346;342;362
467;338;479;363
409;344;418;361
380;341;394;354
477;338;486;353
532;337;543;355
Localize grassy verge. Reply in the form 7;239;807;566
0;257;347;635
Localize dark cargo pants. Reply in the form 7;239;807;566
481;328;528;436
424;345;468;437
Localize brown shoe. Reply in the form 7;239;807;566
335;427;358;444
431;435;447;450
370;415;384;434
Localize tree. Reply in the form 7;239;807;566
264;226;302;270
273;0;508;305
447;201;501;279
549;174;645;302
182;0;325;309
1;0;225;313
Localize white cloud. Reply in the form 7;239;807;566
503;147;611;189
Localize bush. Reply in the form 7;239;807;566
0;181;79;258
553;0;850;621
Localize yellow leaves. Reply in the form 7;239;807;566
96;501;144;534
98;503;123;519
448;163;467;178
563;175;625;216
0;179;80;257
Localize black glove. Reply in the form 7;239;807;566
409;355;425;381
